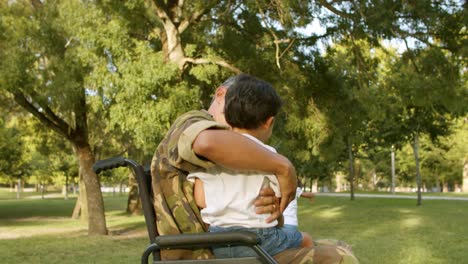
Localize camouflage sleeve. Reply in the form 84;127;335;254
178;120;228;169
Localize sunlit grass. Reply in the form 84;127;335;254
298;197;468;264
0;187;65;200
0;195;147;264
1;193;467;263
335;190;468;198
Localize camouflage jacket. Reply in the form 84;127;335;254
150;110;228;260
150;110;360;263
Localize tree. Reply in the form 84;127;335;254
0;0;118;234
383;46;466;205
0;115;29;196
316;38;384;199
451;119;468;192
0;91;33;196
21;118;77;199
435;118;468;192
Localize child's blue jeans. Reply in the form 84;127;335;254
208;225;302;258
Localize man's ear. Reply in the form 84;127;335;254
215;87;227;104
263;116;275;129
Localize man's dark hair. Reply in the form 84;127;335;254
224;74;282;129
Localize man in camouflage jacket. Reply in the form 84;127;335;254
151;75;358;263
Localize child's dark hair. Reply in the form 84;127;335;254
224;74;282;129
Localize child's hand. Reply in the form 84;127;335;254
301;192;315;204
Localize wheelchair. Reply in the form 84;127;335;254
93;157;278;264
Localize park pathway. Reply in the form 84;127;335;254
315;193;468;201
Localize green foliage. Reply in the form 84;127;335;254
395;118;467;189
382;46;466;141
0;116;27;181
25;120;77;188
1;0;466;194
0;111;77;187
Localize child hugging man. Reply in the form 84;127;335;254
187;74;313;258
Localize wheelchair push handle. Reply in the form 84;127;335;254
92;156;138;174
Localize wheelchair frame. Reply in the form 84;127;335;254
93;157;278;264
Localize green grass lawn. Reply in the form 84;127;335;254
336;190;468;198
1;194;467;264
298;197;468;264
0;194;148;264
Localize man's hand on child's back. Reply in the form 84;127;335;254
254;187;281;223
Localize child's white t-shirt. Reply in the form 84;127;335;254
187;134;281;228
282;187;303;226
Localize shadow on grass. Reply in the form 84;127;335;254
0;217;80;227
1;220;147;239
0;195;129;219
108;220;147;238
107;210;133;217
0;210;146;241
0;198;77;219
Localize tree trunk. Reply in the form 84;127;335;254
154;4;186;69
463;158;468;192
442;181;449;192
73;144;107;235
71;175;88;220
435;173;441;192
372;169;377;191
391;145;396;194
64;173;69;200
412;133;422;206
126;171;142;215
335;173;342;192
313;179;318;192
127;186;142;215
16;178;21;199
327;178;333;193
347;139;355;200
163;24;185;68
41;184;45;199
355;159;361;191
72;193;82;220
